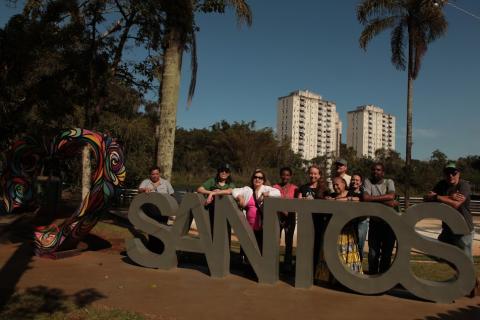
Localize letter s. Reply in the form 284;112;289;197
401;203;476;303
126;193;178;269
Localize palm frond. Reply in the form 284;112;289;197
225;0;253;27
359;16;397;50
425;14;448;41
409;26;427;79
357;0;399;24
390;21;406;70
187;30;197;106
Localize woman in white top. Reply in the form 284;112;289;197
232;169;280;251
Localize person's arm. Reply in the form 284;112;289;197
197;178;214;195
205;188;233;204
436;180;469;209
424;181;442;202
197;185;210;195
235;194;246;207
262;186;281;198
424;191;437;202
297;189;303;199
363;179;396;203
424;190;465;209
436;193;466;209
138;180;150;193
363;192;395;202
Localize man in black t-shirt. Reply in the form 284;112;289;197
424;162;478;297
424;162;474;260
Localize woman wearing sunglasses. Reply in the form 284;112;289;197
232;169;281;251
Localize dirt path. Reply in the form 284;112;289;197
0;242;479;320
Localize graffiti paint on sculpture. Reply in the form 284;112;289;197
34;129;126;256
0;128;125;256
127;194;476;303
0;136;46;214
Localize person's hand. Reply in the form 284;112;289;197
325;196;333;200
262;191;270;198
205;193;215;205
424;191;437;201
146;187;153;193
451;192;465;202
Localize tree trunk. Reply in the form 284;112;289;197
405;26;415;209
156;29;183;180
81;145;91;200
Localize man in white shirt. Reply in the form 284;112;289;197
139;166;174;195
138;166;174;253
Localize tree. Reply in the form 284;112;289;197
156;0;252;180
357;0;448;207
0;0;165;190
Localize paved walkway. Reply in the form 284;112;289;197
0;243;479;320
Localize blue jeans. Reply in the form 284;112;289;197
356;218;369;261
438;228;474;262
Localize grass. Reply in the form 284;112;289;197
0;291;148;320
91;219;134;240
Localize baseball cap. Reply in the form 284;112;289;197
217;164;231;172
443;162;459;172
335;158;347;166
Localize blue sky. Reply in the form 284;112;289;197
2;1;480;160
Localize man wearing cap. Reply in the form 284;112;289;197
424;162;474;259
424;162;478;296
197;164;236;233
329;159;351;193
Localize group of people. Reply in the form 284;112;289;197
138;159;476;293
197;160;399;278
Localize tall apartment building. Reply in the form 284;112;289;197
277;90;342;160
346;105;395;158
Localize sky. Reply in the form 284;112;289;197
1;1;480;160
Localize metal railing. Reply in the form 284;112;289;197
112;189;480;216
399;197;480;215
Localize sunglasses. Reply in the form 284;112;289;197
444;170;459;176
253;175;265;180
219;169;230;173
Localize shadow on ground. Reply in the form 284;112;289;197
0;285;105;320
418;303;480;320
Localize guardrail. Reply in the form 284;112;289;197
112;189;480;215
113;188;187;208
399;197;480;215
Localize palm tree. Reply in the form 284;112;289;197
357;0;447;207
156;0;252;180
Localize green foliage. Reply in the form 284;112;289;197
0;1;165;187
172;120;304;187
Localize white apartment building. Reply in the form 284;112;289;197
346;105;395;158
277;90;342;160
